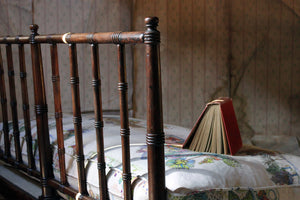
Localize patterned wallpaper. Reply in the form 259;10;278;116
0;0;133;120
133;0;231;128
133;0;300;137
231;0;300;136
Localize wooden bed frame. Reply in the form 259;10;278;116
0;17;165;200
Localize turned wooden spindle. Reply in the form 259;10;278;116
90;42;109;199
116;43;132;200
18;41;36;171
30;24;55;199
6;43;22;165
68;43;88;196
144;17;166;200
50;43;68;185
0;47;10;158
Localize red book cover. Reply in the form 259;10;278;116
183;97;242;155
218;97;242;155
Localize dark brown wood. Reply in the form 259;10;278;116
48;179;95;200
0;31;144;44
144;17;166;200
0;47;11;158
0;153;40;178
117;44;132;200
49;43;68;186
65;31;144;44
90;43;109;199
18;43;36;170
68;43;88;195
6;43;23;164
40;31;144;44
29;24;55;200
0;36;30;44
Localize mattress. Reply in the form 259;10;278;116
1;113;300;200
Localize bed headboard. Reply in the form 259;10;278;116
0;17;165;200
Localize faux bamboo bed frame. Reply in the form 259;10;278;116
0;17;165;200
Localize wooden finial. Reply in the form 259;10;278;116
145;17;159;30
30;24;39;34
29;24;39;44
144;17;160;44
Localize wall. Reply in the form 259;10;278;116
0;0;299;138
133;0;300;138
0;0;133;121
231;0;300;136
133;0;229;127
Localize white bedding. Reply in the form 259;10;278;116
1;113;300;200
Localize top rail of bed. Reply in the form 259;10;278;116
0;31;145;44
0;17;159;45
0;17;165;200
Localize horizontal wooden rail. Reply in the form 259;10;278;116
48;179;94;200
0;153;40;178
0;36;29;44
0;146;84;199
0;31;144;44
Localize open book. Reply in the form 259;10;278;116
183;97;242;155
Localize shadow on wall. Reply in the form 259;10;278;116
289;94;300;126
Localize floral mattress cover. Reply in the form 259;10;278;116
0;113;300;200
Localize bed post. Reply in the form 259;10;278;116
144;17;166;200
29;24;56;199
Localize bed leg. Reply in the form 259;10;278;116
144;17;166;200
30;24;56;200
